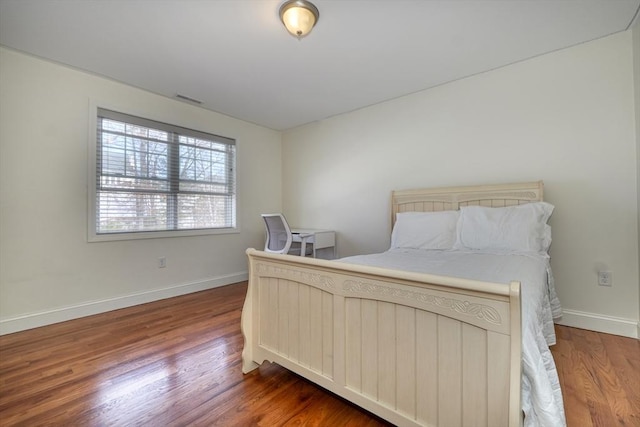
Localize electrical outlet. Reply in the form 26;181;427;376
598;270;612;287
158;256;166;268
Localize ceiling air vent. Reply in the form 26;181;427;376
175;94;203;105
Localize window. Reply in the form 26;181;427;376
93;108;236;238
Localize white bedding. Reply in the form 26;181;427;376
339;248;566;427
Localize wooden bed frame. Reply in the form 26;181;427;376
242;181;545;427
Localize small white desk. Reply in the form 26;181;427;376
291;228;336;259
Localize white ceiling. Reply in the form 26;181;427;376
1;0;639;131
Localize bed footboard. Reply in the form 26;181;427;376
241;249;522;427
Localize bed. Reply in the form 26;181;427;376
241;181;565;427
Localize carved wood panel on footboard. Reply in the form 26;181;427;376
241;250;522;427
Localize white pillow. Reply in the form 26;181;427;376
454;202;554;253
391;210;459;250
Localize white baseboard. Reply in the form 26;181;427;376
0;272;248;336
555;309;639;339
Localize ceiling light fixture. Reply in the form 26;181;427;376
279;0;319;39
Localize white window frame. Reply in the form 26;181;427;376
88;102;239;242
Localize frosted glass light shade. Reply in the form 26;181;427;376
279;0;319;39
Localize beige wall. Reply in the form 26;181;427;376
283;31;640;337
2;30;639;338
633;18;640;338
0;47;282;333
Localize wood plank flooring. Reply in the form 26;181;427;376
550;323;640;427
1;281;638;426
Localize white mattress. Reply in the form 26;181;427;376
339;248;566;427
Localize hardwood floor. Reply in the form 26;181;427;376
1;281;638;426
0;282;389;426
550;323;640;427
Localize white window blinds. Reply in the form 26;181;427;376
95;108;236;235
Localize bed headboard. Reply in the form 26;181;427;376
391;181;544;226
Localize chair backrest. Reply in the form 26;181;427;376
261;213;293;254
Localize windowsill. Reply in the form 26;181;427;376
88;227;240;242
